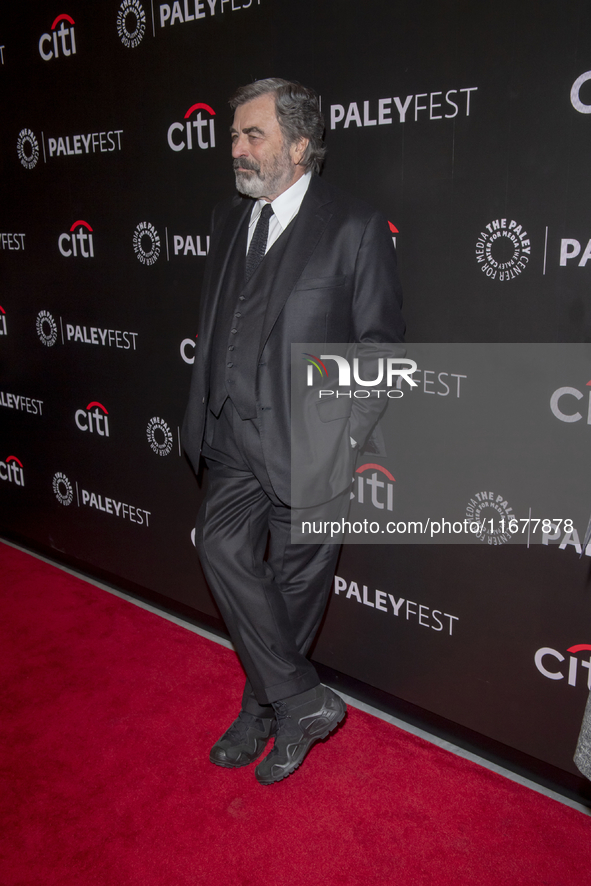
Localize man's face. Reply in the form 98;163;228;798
231;93;306;201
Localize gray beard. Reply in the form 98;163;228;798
233;151;295;200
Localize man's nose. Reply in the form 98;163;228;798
232;135;247;158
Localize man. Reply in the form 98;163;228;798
182;78;404;785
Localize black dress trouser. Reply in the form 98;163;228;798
196;397;342;706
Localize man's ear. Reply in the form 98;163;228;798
291;137;309;165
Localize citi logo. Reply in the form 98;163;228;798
180;335;197;364
351;463;395;511
36;310;58;347
167;103;216;152
388;220;398;248
0;455;24;486
571;72;591;114
58;220;94;258
133;222;160;265
0;305;6;336
535;644;591;690
117;0;146;48
75;401;110;436
39;13;76;61
17;129;39;169
550;382;591;424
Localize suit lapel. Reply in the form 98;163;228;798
257;178;334;357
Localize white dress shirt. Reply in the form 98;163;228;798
246;171;312;254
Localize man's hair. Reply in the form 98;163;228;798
229;78;326;175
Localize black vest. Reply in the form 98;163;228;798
209;214;294;420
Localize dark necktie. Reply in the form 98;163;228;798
245;203;274;281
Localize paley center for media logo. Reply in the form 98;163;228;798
52;471;151;527
38;13;76;61
53;471;73;505
465;490;515;546
133;222;160;265
17;129;39;169
303;352;418;399
58;220;94;258
167;102;216;152
146;417;174;456
0;306;6;336
117;0;146;48
36;310;58;346
475;218;531;281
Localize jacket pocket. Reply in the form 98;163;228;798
294;275;347;292
315;397;352;422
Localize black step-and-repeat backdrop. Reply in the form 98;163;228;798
3;0;591;781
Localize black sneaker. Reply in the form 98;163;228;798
210;710;276;768
255;685;346;785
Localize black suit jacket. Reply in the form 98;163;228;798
182;174;405;506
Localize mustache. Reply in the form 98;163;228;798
233;158;261;174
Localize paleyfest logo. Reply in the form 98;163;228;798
117;0;146;48
17;128;39;169
0;306;6;336
475;219;531;281
133;222;160;265
36;310;58;346
303;353;417;398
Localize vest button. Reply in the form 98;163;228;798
235;312;242;317
227;362;233;367
231;328;237;334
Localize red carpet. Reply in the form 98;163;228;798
1;540;590;886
